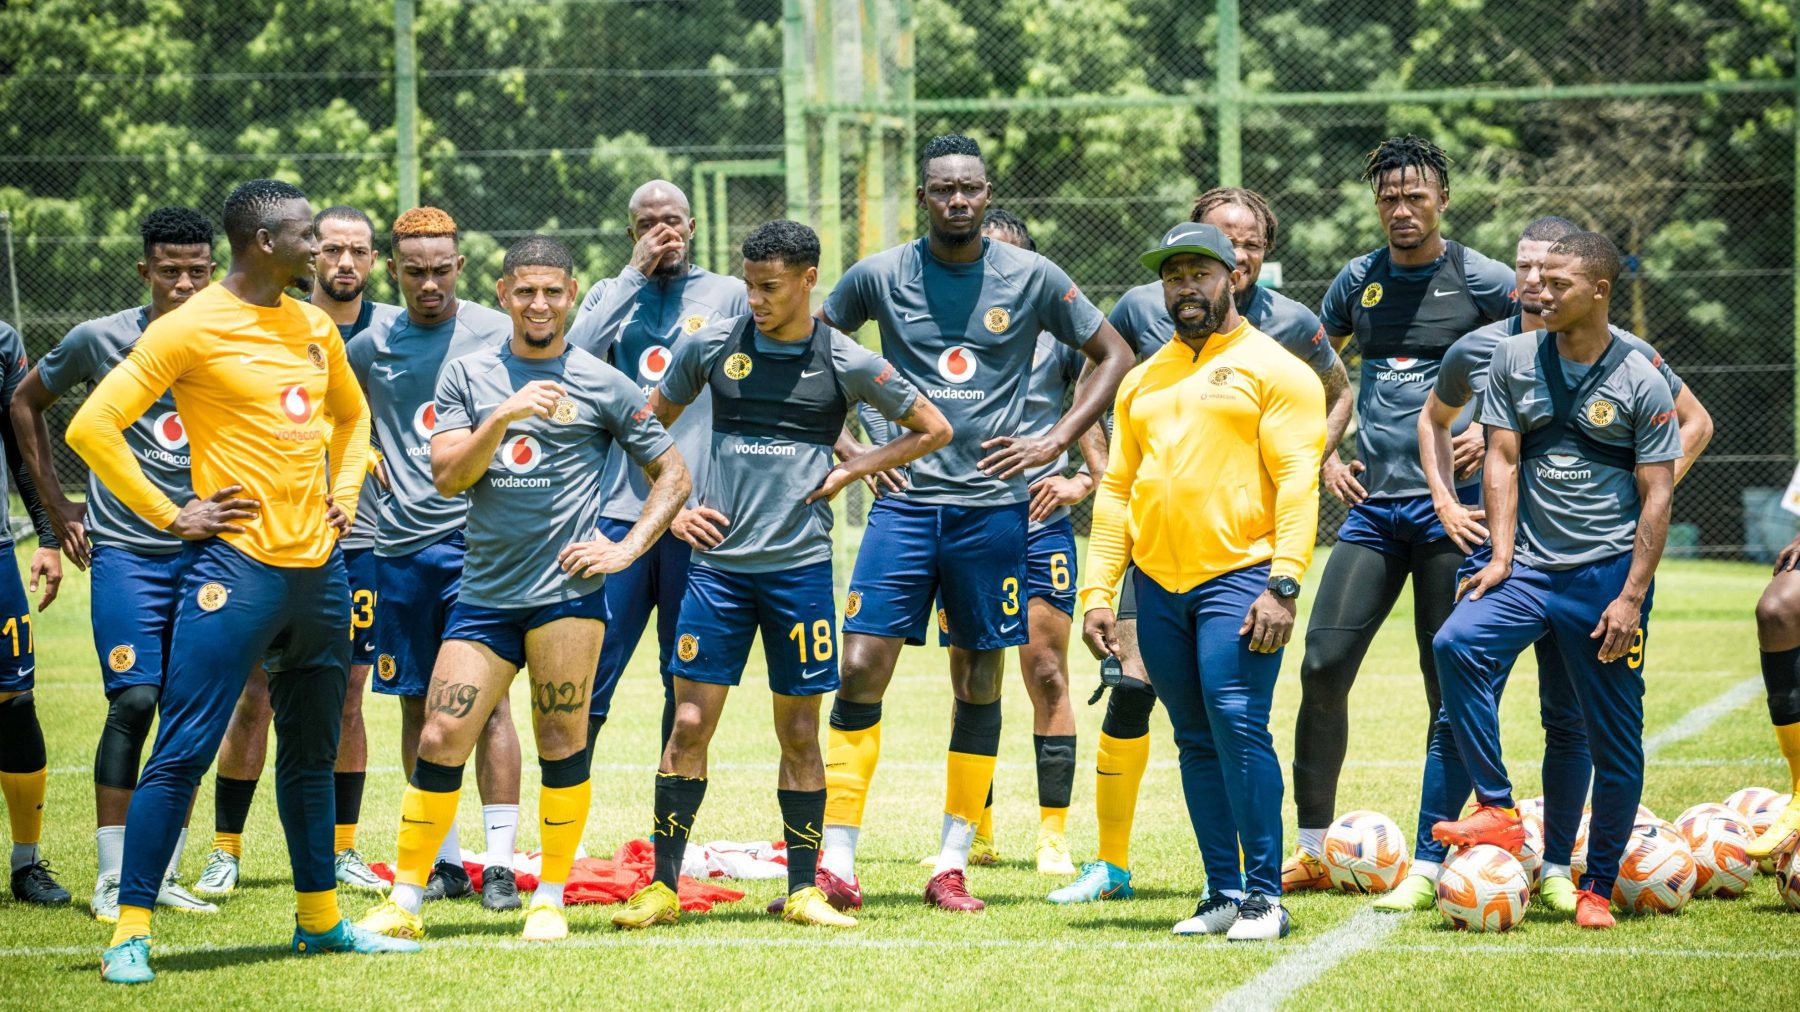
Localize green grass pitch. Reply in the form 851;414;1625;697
3;540;1795;1008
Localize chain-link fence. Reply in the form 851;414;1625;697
2;0;1796;558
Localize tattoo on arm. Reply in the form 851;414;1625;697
428;681;480;719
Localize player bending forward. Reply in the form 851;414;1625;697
357;235;687;944
610;220;950;930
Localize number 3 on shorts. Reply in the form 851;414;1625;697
1001;577;1020;617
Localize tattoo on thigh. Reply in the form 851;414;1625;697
428;681;480;719
532;676;591;715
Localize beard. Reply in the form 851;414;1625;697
652;241;693;279
1171;290;1231;342
521;328;556;349
321;277;367;303
929;220;979;248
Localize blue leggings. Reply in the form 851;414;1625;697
1133;563;1284;898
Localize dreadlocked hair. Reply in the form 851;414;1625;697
1189;187;1278;253
1362;135;1450;193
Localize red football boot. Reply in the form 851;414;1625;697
1431;804;1526;854
924;869;985;912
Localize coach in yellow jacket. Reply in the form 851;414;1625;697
1079;222;1325;941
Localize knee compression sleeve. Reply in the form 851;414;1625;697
1763;647;1800;726
0;694;46;773
95;685;159;791
1101;678;1156;739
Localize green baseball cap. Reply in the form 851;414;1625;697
1140;222;1238;274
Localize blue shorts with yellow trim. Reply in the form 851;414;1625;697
0;546;35;693
344;546;378;667
373;532;463;698
443;589;610;669
845;498;1028;651
671;560;838;696
89;544;191;696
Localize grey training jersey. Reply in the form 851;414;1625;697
567;264;748;521
822;237;1103;507
1437;318;1683;410
662;321;918;573
1321;245;1515;499
347;301;510;557
329;301;402;551
36;307;194;554
1109;281;1339;376
1481;331;1683;570
435;342;673;608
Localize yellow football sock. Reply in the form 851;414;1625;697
109;904;152;947
213;832;244;859
295;889;340;934
0;767;46;846
1777;722;1800;793
333;824;356;853
538;781;590;885
394;784;460;888
824;723;881;828
945;751;997;825
978;796;995;839
1095;732;1149;869
1040;807;1068;838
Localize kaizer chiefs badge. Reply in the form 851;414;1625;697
1586;399;1617;426
845;591;862;618
1209;366;1235;386
107;645;136;673
197;582;229;612
723;353;753;380
377;655;397;681
937;608;950;634
677;634;699;662
306;343;327;370
552;398;577;424
684;315;707;335
1361;283;1384;308
984;307;1010;333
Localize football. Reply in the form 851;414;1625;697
1778;848;1800;912
1437;844;1530;932
1321;809;1411;894
1725;786;1779;820
1675;803;1755;898
1513;820;1545;888
1611;828;1698;914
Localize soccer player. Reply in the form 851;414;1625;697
1378;215;1712;913
610;220;950;930
8;207;221;919
69;179;416;984
1285;136;1516;891
567;179;748;751
1431;232;1680;930
817;134;1134;912
334;206;526;910
1749;532;1800;861
1081;222;1325;940
0;318;66;908
1055;186;1352;904
197;205;398;897
355;235;687;944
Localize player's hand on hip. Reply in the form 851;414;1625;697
1774;533;1800;575
497;380;567;424
629;224;686;277
558;534;636;577
1435;501;1489;555
1457;560;1509;602
835;439;906;495
1451;424;1486;480
979;434;1060;480
51;499;90;571
1322;455;1367;505
168;485;261;539
1591;597;1642;663
670;507;730;549
1239;591;1296;654
1027;474;1092;523
27;547;61;610
805;466;858;505
324;494;350;536
1081;607;1120;662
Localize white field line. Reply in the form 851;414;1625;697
6;930;1793;963
1209;673;1772;1012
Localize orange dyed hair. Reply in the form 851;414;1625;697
392;206;457;246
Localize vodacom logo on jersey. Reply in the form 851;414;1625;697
639;345;672;382
145;410;190;464
274;384;320;441
928;345;986;400
492;434;551;488
413;402;438;438
1375;356;1431;384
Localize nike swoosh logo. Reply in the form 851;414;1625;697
1097;771;1121;777
546;819;575;826
999;622;1020;635
903;311;928;322
801;668;829;679
401;816;430;824
826;762;846;769
800;369;823;379
1432;288;1458;297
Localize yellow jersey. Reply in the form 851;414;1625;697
68;283;369;568
1078;318;1325;613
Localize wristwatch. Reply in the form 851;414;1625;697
1268;575;1301;600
